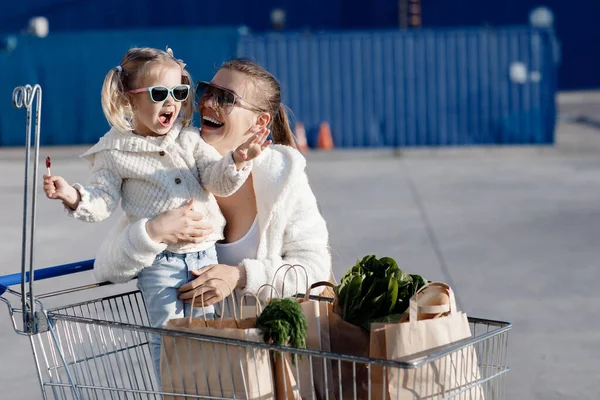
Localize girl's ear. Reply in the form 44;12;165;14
124;93;134;108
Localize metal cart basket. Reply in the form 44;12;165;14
1;85;511;399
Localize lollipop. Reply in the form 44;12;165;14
46;157;51;175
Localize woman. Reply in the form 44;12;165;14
94;58;333;305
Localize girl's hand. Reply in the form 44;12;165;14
43;174;80;209
178;263;247;307
146;199;214;245
232;127;271;169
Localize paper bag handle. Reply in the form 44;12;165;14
408;282;456;322
256;283;282;301
271;263;309;297
302;281;336;302
189;278;236;326
239;283;282;319
239;292;263;319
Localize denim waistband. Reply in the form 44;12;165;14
156;249;209;261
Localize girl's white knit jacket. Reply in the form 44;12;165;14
93;144;332;301
69;123;250;253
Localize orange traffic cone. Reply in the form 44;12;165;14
294;122;309;152
317;122;334;150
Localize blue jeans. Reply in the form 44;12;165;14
137;247;218;388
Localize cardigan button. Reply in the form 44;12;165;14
174;178;182;184
159;151;165;156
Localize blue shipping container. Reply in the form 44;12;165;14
238;27;557;147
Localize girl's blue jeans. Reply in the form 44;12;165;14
137;246;218;388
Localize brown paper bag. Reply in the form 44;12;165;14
328;308;370;399
369;323;389;400
297;281;337;400
270;266;339;400
273;352;302;400
161;285;275;400
383;283;485;400
369;283;452;400
250;281;302;400
161;316;274;400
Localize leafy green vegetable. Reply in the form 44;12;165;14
254;298;307;362
410;274;428;296
334;255;428;330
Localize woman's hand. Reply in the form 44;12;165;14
145;199;214;245
178;264;247;307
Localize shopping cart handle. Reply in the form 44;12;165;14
0;259;95;296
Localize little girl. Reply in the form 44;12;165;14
42;47;270;384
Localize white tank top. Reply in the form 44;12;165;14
215;217;260;266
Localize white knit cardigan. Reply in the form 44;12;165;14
93;144;332;301
69;123;250;253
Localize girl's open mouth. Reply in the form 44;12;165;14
158;112;173;128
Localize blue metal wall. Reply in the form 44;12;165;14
0;27;241;146
1;26;557;147
238;27;557;148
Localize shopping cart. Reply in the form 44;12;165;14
1;85;512;399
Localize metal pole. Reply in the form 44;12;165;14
13;84;43;334
399;0;409;28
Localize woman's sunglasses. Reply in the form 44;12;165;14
128;84;190;103
195;81;262;115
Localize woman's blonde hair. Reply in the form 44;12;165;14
220;58;296;148
101;47;194;132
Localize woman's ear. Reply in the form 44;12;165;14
256;112;271;128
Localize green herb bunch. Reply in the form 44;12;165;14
254;298;308;349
